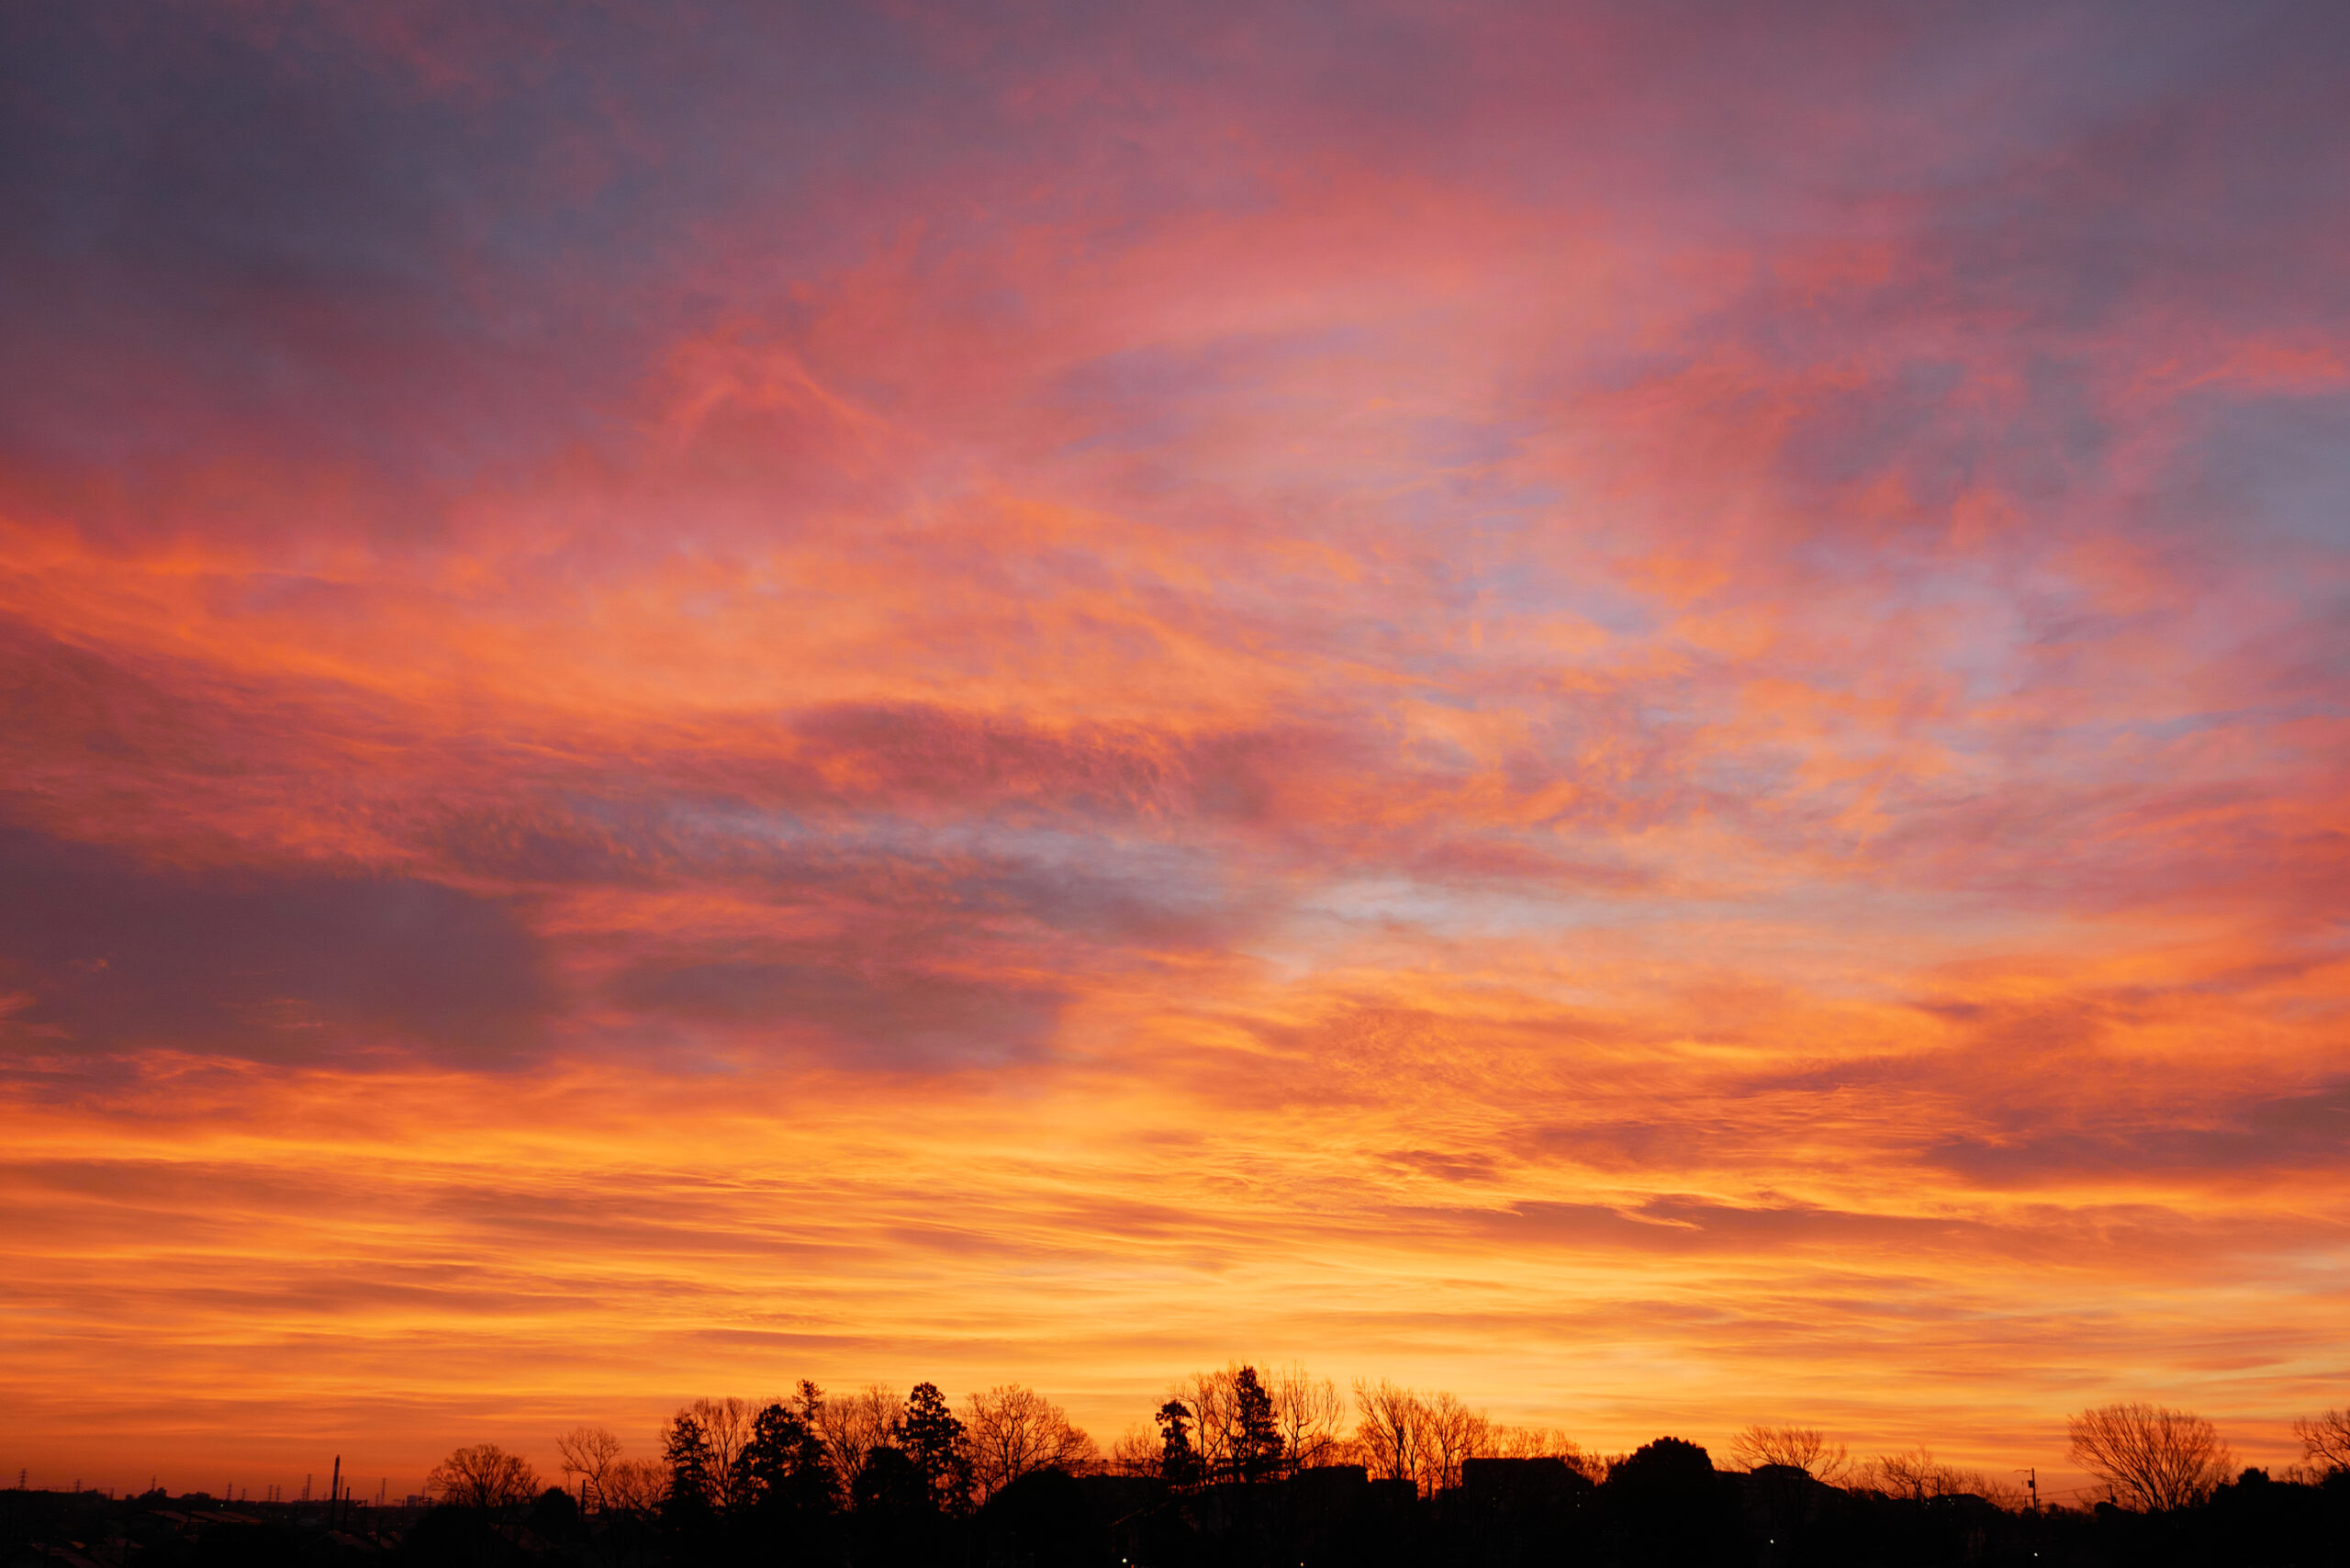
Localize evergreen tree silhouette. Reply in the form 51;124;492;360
1157;1399;1201;1486
1234;1366;1283;1483
898;1381;974;1514
661;1410;719;1549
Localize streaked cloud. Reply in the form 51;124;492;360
2;0;2346;1501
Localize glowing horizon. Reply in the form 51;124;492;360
2;0;2345;1505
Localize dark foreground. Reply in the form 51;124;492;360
7;1461;2348;1568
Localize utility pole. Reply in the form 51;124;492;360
2026;1468;2038;1513
330;1456;341;1528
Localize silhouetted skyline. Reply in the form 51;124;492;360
6;1379;2348;1565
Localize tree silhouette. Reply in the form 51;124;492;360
1156;1399;1201;1486
426;1444;541;1510
1348;1379;1495;1494
737;1400;840;1519
811;1383;904;1487
661;1410;719;1539
2067;1403;2233;1510
964;1384;1099;1502
1604;1438;1738;1568
1489;1424;1598;1477
1165;1368;1242;1479
897;1381;973;1514
2295;1407;2350;1473
716;1402;838;1565
1867;1448;1998;1502
1419;1390;1493;1493
1267;1364;1348;1474
52;1369;2350;1568
1729;1423;1848;1481
600;1456;666;1513
554;1425;623;1512
1352;1378;1425;1491
1233;1365;1283;1483
850;1444;939;1568
683;1396;757;1511
976;1466;1094;1568
851;1446;929;1515
527;1485;583;1542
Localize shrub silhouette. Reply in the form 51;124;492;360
1604;1437;1739;1568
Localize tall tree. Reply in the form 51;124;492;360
737;1401;840;1518
728;1401;838;1563
1156;1400;1201;1486
898;1381;974;1515
662;1411;719;1535
1233;1366;1283;1484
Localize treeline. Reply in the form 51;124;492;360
385;1371;2350;1566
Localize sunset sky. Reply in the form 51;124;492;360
3;0;2347;1504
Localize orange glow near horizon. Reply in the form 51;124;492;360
2;0;2346;1506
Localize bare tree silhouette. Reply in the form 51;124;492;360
555;1425;624;1512
1730;1424;1850;1481
962;1384;1099;1501
602;1457;667;1513
1350;1380;1494;1494
2296;1407;2350;1473
1268;1365;1348;1474
812;1383;904;1485
2066;1404;2233;1510
1491;1424;1599;1479
1105;1424;1162;1477
1352;1378;1426;1491
427;1444;542;1509
1419;1391;1492;1493
1868;1448;2008;1504
1166;1368;1243;1481
681;1397;759;1510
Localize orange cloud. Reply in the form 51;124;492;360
3;0;2347;1506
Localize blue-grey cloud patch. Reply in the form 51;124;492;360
607;946;1064;1070
0;822;551;1066
1927;1077;2350;1185
789;700;1376;830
